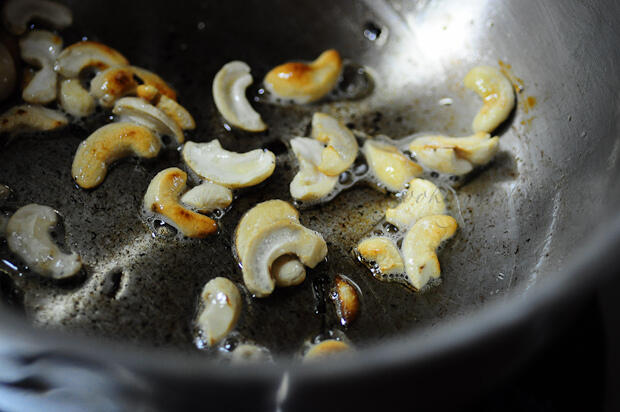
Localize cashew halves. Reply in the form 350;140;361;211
362;140;422;192
19;30;62;104
385;178;446;231
180;181;233;213
59;78;96;117
303;339;352;362
0;104;67;135
6;204;81;279
112;97;185;144
195;277;241;347
356;236;404;275
289;137;338;201
72;122;161;189
464;65;515;133
311;112;358;176
144;167;218;238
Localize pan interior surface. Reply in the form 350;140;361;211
0;0;618;361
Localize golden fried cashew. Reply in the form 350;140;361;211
59;78;95;117
180;180;232;213
408;132;499;175
264;49;342;104
289;137;338;201
311;112;358;176
55;41;128;78
331;275;360;326
6;204;81;279
136;84;159;102
0;104;67;134
195;277;242;347
402;215;457;290
212;61;266;132
19;30;62;104
0;43;16;102
112;97;185;144
89;66;139;107
362;140;422;192
3;0;72;35
464;65;515;133
303;339;352;362
240;219;327;297
385;178;446;231
143;167;218;238
72;122;161;189
235;200;306;288
356;236;404;275
182;140;275;188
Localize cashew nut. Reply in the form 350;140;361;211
235;200;306;288
289;137;338;201
55;41;128;78
180;180;232;213
0;104;67;134
89;66;139;108
408;132;499;175
402;215;457;290
303;339;351;362
182;140;276;189
144;168;218;238
156;95;195;130
356;236;404;275
136;84;159;102
464;65;515;133
230;344;272;364
311;112;358;176
112;97;184;144
6;204;81;279
3;0;72;35
240;219;327;297
212;61;266;132
195;277;241;347
362;140;422;192
19;30;62;104
331;275;360;326
72;122;161;189
0;43;16;102
264;49;342;104
59;78;96;117
385;178;446;231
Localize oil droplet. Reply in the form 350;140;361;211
363;21;382;41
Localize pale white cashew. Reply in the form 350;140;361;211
72;122;161;189
264;49;342;104
19;30;62;104
156;95;195;130
385;178;446;231
112;97;184;144
230;344;272;364
180;180;232;213
311;112;358;176
241;219;327;297
464;65;515;133
356;236;404;275
331;275;360;326
408;132;499;175
0;43;16;102
235;200;306;288
55;41;128;78
89;66;139;108
0;104;67;134
289;137;338;201
59;78;96;117
195;277;241;347
212;61;266;132
3;0;72;35
182;140;275;189
402;214;457;290
303;339;351;362
6;204;81;279
144;167;218;238
362;140;422;192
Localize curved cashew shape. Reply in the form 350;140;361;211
402;215;457;290
3;0;72;35
6;204;81;279
408;132;499;175
55;41;128;78
180;180;232;213
144;168;218;238
0;104;67;134
356;236;404;275
59;79;96;117
235;200;307;288
289;137;338;201
303;339;351;362
464;65;515;133
0;43;16;102
213;61;266;132
385;178;446;231
182;140;275;188
311;112;358;176
72;122;161;189
264;49;342;104
241;219;327;297
156;95;195;130
362;140;422;192
112;97;184;144
19;30;62;104
90;66;139;107
195;277;241;347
